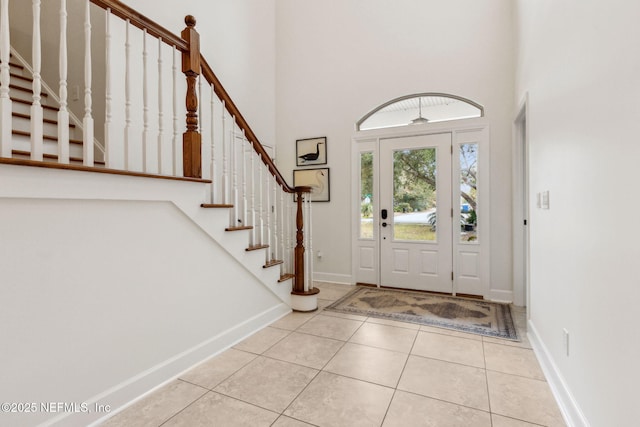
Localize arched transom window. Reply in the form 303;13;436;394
357;93;483;131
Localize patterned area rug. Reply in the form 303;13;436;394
325;287;518;340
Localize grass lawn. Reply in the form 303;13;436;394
359;220;436;241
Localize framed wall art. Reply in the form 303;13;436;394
293;168;330;202
296;137;327;166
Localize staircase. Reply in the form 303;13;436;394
4;52;102;165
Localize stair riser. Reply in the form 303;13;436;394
12;116;78;140
11;100;60;122
12;135;83;158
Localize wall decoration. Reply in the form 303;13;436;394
296;137;327;166
293;168;330;202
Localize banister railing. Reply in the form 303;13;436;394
0;0;317;308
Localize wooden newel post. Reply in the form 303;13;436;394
293;188;306;293
181;15;201;178
291;186;319;311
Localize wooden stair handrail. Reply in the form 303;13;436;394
199;56;294;193
90;0;187;52
89;1;294;192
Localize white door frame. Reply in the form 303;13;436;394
351;118;491;298
512;94;530;309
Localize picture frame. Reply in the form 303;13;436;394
293;168;330;202
296;137;327;166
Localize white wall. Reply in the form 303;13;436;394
515;1;640;425
275;0;515;292
0;165;289;426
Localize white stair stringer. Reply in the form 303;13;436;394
191;206;294;306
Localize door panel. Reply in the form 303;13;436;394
380;133;453;293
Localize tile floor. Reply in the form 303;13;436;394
100;282;566;427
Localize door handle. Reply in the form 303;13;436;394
381;209;388;220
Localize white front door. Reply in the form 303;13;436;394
379;133;453;292
353;124;490;298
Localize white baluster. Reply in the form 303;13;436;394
0;0;11;157
257;153;264;245
209;85;215;202
221;101;227;204
279;187;285;275
30;0;44;161
309;194;314;289
305;194;311;292
142;29;149;172
230;115;238;227
157;37;164;174
82;0;93;166
172;46;178;176
265;168;271;263
249;147;256;246
104;8;113;167
124;19;132;170
57;0;69;164
272;177;279;263
241;134;248;229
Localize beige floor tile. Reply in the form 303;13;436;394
484;342;545;380
316;298;334;310
214;356;318;413
284;371;394;427
162;392;278;426
297;314;364;341
382;390;491;427
320;309;369;321
270;312;316;331
398;355;489;411
179;348;257;389
272;415;317;426
412;331;485;368
233;326;290;354
365;316;421;330
487;370;566;427
491;414;543;427
349;322;418;353
483;334;532;350
419;324;483;341
314;285;355;301
324;342;408;388
100;380;207;427
264;331;344;369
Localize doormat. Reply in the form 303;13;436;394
325;287;518;340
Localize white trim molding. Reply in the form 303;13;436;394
528;321;590;427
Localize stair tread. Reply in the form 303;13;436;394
12;130;82;145
12;112;76;128
9;84;48;97
225;225;253;232
201;203;233;208
12;149;105;166
10;73;32;83
11;97;58;111
246;244;269;252
278;273;295;283
263;259;284;268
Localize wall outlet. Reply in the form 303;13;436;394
563;328;570;356
542;190;550;209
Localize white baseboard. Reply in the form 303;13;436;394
312;271;352;284
487;288;513;303
49;303;291;427
528;321;590;427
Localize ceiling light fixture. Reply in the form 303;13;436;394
409;97;429;125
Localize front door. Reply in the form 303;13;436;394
353;125;489;297
379;133;453;292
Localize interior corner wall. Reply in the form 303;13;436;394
515;1;640;425
275;0;515;291
123;0;277;152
